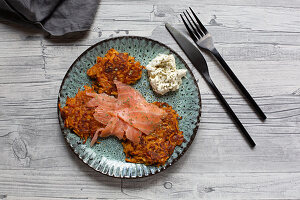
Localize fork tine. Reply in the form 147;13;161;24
180;14;198;42
189;7;208;34
186;10;204;37
183;12;200;39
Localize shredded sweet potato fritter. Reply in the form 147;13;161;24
122;102;184;166
60;86;104;143
87;48;144;96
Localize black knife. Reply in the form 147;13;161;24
165;23;256;147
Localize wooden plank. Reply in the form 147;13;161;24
1;172;300;199
122;172;300;200
0;169;128;199
99;0;300;9
0;41;42;58
92;3;300;32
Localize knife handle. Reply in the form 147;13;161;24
203;73;256;147
211;48;266;120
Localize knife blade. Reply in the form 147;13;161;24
165;23;209;76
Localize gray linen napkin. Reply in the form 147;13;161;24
0;0;99;36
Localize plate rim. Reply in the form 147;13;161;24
57;35;202;178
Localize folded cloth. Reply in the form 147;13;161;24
0;0;99;36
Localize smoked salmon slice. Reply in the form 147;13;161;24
100;117;119;138
114;80;148;106
124;124;142;144
86;92;117;109
86;92;118;125
100;117;126;140
90;128;103;147
116;109;163;134
87;81;166;145
93;107;112;125
114;80;166;134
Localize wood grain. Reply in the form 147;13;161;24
0;0;299;199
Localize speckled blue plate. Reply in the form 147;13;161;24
57;36;201;178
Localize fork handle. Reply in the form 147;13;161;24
211;48;266;120
203;73;256;147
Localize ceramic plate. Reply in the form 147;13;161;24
57;36;201;178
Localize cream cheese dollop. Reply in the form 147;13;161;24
146;54;187;95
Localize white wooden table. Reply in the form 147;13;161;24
1;0;300;199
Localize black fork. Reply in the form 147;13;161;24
181;8;267;120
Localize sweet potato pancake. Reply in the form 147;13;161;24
87;48;144;96
59;86;104;143
122;102;184;166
